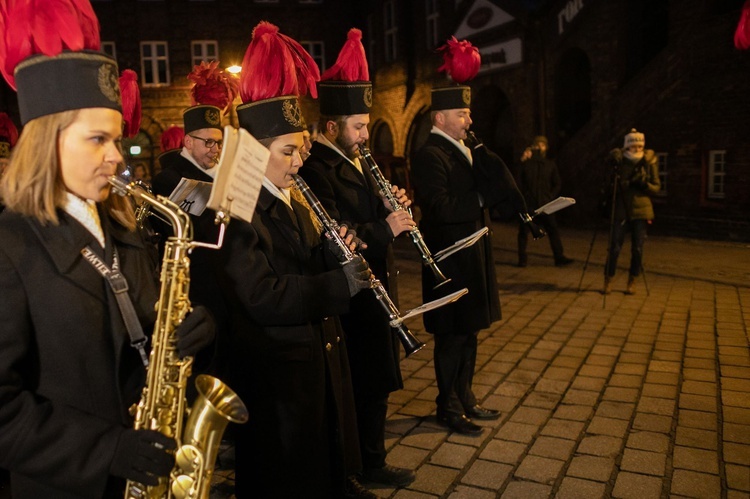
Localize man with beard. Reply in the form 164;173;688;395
603;128;660;295
299;28;417;490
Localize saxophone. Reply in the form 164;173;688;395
108;176;249;499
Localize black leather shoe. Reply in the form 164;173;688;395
466;405;501;420
555;256;574;267
437;413;482;435
344;476;377;498
361;464;415;487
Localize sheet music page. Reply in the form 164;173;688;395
433;226;490;263
534;196;576;215
207;126;270;224
401;288;469;321
168;178;212;216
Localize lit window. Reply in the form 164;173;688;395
101;41;116;60
191;40;219;67
708;150;726;199
384;0;398;62
656;152;668;195
301;41;325;73
140;41;170;87
426;0;439;49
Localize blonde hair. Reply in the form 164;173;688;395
0;110;135;230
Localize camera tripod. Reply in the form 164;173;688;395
577;160;650;307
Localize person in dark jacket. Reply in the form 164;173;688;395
300;28;417;490
603;128;660;295
516;135;573;267
0;19;213;497
215;22;373;499
411;37;529;436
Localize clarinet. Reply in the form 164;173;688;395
357;145;450;289
292;174;425;357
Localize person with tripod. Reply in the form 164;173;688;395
603;129;660;295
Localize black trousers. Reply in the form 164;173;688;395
353;392;388;470
518;213;565;262
434;331;479;417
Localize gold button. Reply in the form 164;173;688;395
325;343;332;351
336;336;341;343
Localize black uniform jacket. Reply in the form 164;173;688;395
300;141;403;396
0;209;157;499
213;187;360;497
411;133;502;336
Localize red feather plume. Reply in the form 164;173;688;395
160;126;185;152
0;0;101;89
436;37;481;84
0;112;19;146
735;0;750;50
321;28;369;82
239;21;320;103
119;69;141;138
188;60;240;114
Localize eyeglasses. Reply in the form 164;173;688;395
189;135;222;148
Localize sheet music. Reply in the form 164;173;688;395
433;227;489;263
534;196;576;215
401;288;469;321
169;178;212;216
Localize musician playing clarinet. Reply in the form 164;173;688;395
300;29;417;490
411;37;530;436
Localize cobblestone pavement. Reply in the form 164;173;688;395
212;221;749;498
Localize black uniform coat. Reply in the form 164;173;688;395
214;187;360;498
300;141;403;397
411;133;502;336
517;151;561;210
0;209;157;499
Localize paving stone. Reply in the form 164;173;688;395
577;435;623;458
637;396;676;416
626;431;670;453
726;464;750;492
644;371;679;385
682;368;717;382
724;442;750;466
677;409;717;430
632;413;673;434
675;426;718;450
724;423;750;445
620;448;666;476
722;377;750;392
566;455;615;482
480;439;527;464
535;378;570;394
524;391;562;409
447;485;496;499
570;376;607;392
562;389;600;406
514;455;565;484
528;436;576;461
553;404;594;422
587;416;629;438
495;422;538;444
681;380;718;396
460;459;513;490
541;419;586;440
722;389;750;409
641;382;678;399
509;406;552;426
556;477;608;499
608;374;643;388
401;425;449;450
409;463;461;496
429;442;476;469
495;382;531;398
672;446;719;474
401;399;438;417
724;407;750;425
648;360;681;373
612;471;663;499
602;387;640;403
595;401;635;420
670;469;721;497
501;481;552;498
578;365;613;377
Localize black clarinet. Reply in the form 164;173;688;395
292;174;425;357
358;145;451;289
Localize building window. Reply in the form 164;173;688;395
191;41;219;67
426;0;439;49
301;41;325;73
656;152;668;195
140;41;170;87
101;41;116;60
384;0;398;62
708;150;726;199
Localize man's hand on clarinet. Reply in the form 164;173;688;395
381;184;412;211
386;209;416;238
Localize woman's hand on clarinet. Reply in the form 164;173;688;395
386;209;416;238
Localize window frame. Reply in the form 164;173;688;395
301;41;326;73
384;0;398;62
707;149;726;199
191;40;219;67
140;41;171;87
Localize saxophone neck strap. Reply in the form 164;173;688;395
81;246;149;367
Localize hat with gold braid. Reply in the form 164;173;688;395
236;21;320;139
431;37;481;111
182;61;238;133
0;0;122;125
318;28;371;116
